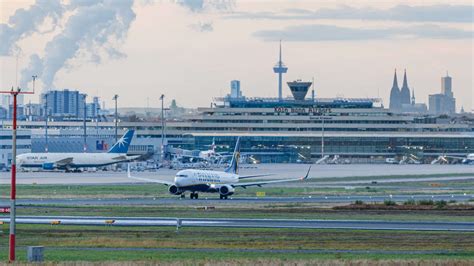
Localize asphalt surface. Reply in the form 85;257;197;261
1;164;472;185
1;215;473;231
3;193;472;206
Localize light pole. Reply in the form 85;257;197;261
160;94;165;162
321;116;325;158
44;93;49;152
95;97;99;137
113;94;118;142
0;86;34;262
83;94;87;152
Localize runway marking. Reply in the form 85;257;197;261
1;216;473;231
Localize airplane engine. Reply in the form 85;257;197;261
42;163;57;170
168;185;182;195
219;185;235;196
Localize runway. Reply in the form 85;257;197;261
1;215;473;231
4;193;473;206
1;164;472;185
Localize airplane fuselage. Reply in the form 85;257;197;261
17;152;137;170
168;169;239;198
174;169;238;187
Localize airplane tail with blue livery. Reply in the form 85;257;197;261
108;130;135;154
225;137;241;174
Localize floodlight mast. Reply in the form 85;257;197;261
160;94;165;162
113;94;119;142
0;83;35;262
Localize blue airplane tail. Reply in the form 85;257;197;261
108;130;135;154
225;137;240;174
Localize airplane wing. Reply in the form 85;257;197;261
127;165;174;186
112;155;128;160
238;174;273;180
54;157;74;167
233;166;311;188
444;155;466;160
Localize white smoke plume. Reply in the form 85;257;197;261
176;0;235;12
0;0;65;56
18;0;136;89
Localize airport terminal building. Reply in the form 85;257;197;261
0;129;31;169
2;80;473;165
1;47;473;165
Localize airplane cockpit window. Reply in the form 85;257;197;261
176;174;188;178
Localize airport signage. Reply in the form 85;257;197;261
274;107;331;115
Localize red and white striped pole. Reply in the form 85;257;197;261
1;86;34;262
9;90;18;262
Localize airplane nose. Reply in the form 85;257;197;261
174;177;182;187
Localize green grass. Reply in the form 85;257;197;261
11;204;474;222
309;172;474;183
0;224;473;262
1;248;473;263
0;182;472;201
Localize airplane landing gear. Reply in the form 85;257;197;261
180;194;185;199
190;192;199;199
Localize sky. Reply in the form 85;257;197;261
0;0;473;111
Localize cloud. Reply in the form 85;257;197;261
174;0;233;33
229;4;474;23
189;22;214;32
175;0;235;12
253;24;473;42
0;0;65;55
19;0;136;89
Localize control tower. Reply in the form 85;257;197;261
273;41;288;101
287;80;312;101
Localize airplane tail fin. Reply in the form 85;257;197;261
211;137;216;152
108;130;135;154
225;137;241;174
301;165;312;181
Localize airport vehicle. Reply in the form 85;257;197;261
385;158;398;164
460;154;474;164
128;137;311;199
17;130;139;171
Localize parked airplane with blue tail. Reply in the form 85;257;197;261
17;130;139;171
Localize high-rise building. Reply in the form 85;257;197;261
41;89;87;119
429;73;456;114
86;96;101;118
441;74;453;98
230;80;242;98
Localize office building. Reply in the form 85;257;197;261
429;73;456;114
41;89;87;119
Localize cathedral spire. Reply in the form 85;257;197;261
411;87;415;105
402;69;408;89
389;69;401;110
400;68;411;106
392;69;399;89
